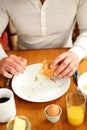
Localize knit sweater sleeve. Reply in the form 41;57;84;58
69;0;87;62
0;44;7;60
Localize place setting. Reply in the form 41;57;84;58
1;49;87;130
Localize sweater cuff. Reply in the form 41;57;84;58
0;44;8;60
69;46;87;62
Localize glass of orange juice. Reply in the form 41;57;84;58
66;92;86;127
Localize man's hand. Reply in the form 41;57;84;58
0;54;27;78
50;51;79;78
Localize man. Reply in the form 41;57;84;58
0;0;87;78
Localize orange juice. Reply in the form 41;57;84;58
67;106;84;126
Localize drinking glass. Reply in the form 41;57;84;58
66;92;86;127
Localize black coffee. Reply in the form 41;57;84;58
0;97;9;103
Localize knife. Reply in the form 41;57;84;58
5;78;11;88
73;71;81;92
73;71;78;85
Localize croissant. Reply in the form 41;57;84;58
39;60;58;78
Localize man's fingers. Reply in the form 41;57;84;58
50;52;68;68
3;71;13;78
18;57;27;65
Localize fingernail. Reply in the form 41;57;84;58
54;72;57;76
50;65;53;69
24;60;27;65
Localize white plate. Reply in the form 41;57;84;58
78;72;87;96
12;63;70;102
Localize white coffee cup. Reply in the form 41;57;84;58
0;88;16;123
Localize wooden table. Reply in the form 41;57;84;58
0;48;87;130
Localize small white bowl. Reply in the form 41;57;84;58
6;116;31;130
44;104;62;123
78;72;87;98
